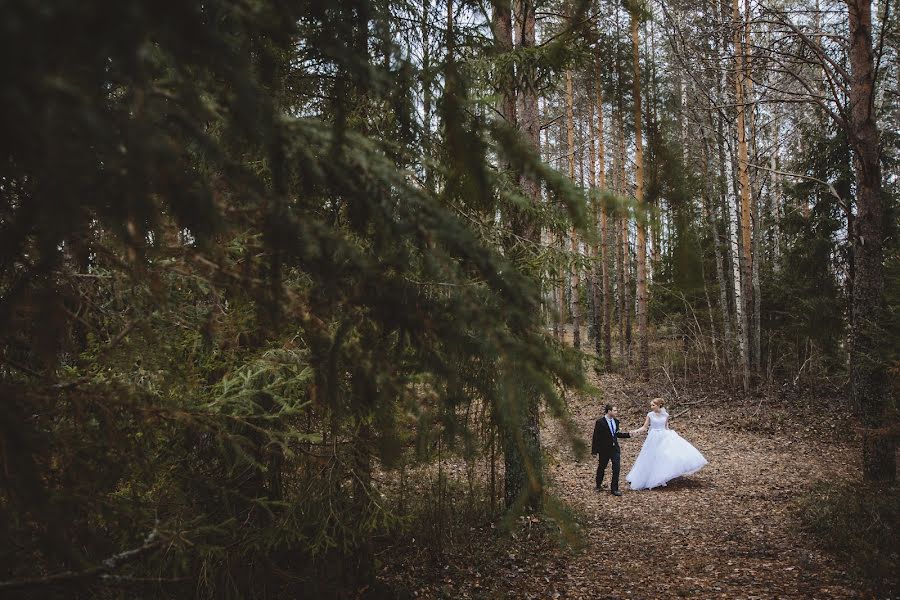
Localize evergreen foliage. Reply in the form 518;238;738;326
761;125;854;378
0;0;590;596
1;0;897;595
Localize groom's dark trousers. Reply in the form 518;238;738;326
591;417;630;491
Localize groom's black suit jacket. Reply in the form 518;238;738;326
591;417;631;459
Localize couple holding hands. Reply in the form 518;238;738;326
591;398;707;495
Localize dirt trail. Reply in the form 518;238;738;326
383;367;862;598
535;371;860;599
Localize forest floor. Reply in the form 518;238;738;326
381;343;873;598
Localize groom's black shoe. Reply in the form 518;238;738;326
611;490;623;496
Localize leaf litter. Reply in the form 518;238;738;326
381;367;863;599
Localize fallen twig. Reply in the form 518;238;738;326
661;364;680;399
0;526;162;592
793;355;812;387
675;396;709;407
671;408;691;420
750;393;766;420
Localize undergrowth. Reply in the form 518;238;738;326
794;479;899;597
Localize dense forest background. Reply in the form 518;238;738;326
0;0;897;598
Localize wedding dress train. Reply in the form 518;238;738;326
626;409;707;490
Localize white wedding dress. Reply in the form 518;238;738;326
626;409;707;490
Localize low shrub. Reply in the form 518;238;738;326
794;480;899;597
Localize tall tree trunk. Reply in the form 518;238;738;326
752;183;762;375
514;2;539;218
422;0;434;192
617;214;625;365
557;112;567;341
622;214;632;367
580;118;596;348
566;69;581;349
732;0;753;392
716;0;745;390
709;146;736;368
743;0;762;374
846;0;893;481
543;118;560;339
648;23;659;284
709;3;739;382
771;103;782;273
631;11;649;377
704;129;733;373
726;137;747;390
492;0;515;164
800;133;811;219
596;66;613;369
616;14;632;370
496;0;543;510
613;0;625;368
615;108;629;368
589;93;602;359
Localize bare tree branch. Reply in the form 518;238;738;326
873;0;892;88
0;527;163;592
757;10;852;83
746;161;851;217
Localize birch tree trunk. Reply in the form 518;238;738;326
731;0;753;392
726;137;747;390
702;131;730;372
742;0;761;374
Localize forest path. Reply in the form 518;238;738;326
382;350;863;598
534;368;860;599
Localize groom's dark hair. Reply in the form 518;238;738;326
604;404;613;414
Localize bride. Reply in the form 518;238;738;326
626;398;707;490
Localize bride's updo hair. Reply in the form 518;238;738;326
651;397;665;409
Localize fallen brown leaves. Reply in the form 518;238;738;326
380;367;866;599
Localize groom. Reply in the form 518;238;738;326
591;404;631;496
